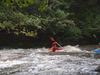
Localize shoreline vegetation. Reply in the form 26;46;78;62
0;0;100;48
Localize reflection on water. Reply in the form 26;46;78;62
0;45;100;75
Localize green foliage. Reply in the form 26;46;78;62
55;9;66;18
0;9;42;37
38;0;48;12
1;0;35;8
0;0;100;46
16;0;35;8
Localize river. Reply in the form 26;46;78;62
0;45;100;75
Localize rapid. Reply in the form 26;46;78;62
0;45;100;75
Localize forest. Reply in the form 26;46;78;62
0;0;100;48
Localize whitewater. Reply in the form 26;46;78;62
0;45;100;75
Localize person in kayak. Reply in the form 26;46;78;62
49;37;62;52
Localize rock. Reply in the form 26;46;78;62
95;66;100;72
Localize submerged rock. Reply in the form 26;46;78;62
95;66;100;72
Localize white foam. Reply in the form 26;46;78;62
0;60;28;68
63;45;82;52
28;52;100;75
0;47;99;75
36;45;83;52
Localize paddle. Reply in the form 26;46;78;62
56;42;64;51
56;42;63;48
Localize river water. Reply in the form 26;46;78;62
0;45;100;75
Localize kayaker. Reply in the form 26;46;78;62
49;37;62;52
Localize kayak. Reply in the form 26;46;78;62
93;48;100;55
